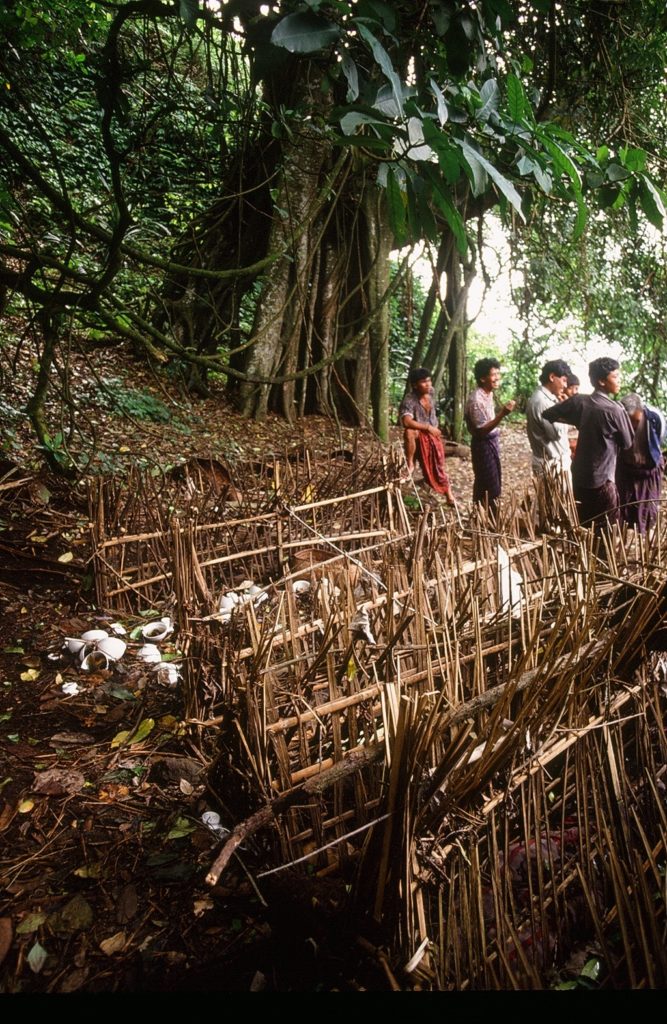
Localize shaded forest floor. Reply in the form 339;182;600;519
0;340;533;992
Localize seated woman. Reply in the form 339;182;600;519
398;367;456;505
616;392;667;534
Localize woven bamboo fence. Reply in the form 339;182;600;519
88;456;667;988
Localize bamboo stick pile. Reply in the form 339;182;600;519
88;455;667;988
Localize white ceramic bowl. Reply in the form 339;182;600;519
80;629;109;642
136;643;162;664
96;636;127;661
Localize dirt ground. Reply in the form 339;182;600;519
0;350;533;992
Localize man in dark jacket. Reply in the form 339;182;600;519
542;357;634;530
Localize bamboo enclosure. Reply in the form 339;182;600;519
88;452;667;989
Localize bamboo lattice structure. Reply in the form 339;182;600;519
88;457;667;989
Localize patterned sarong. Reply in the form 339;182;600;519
471;433;501;505
416;433;451;495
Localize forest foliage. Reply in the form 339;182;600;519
1;0;666;473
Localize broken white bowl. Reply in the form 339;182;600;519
80;629;110;643
141;617;173;642
96;636;127;661
136;643;162;664
80;650;110;672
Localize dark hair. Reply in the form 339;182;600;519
588;357;619;388
473;357;500;384
539;359;571;385
566;373;580;388
408;366;432;385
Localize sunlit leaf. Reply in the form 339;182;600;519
110;717;155;748
356;24;404;117
340;50;359;102
20;669;40;682
429;79;448;126
16;912;47;935
477;78;499;122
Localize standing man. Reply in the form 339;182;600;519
464;357;516;512
525;359;572;476
526;359;572;530
542;356;634;530
399;367;456;505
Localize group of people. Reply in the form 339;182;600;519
399;356;666;534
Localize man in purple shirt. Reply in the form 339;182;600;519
542;357;634;530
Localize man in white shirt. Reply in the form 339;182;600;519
525;359;572;476
525;359;572;530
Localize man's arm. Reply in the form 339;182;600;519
526;394;560;446
466;397;516;437
543;395;580;427
401;412;441;437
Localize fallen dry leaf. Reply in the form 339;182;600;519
0;917;12;968
99;931;127;956
33;768;86;797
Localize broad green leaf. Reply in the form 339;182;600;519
422;120;460;183
516;154;535;176
357;24;404;116
639;175;665;229
596;144;609;163
606;163;630;182
619;146;646;172
506;74;527;123
424;169;468;254
580;957;602;981
460;140;524;217
406;117;435;161
541;137;582;192
429;79;448;126
340;111;385;135
573;197;587;241
355;0;397;32
533;164;552;194
340;51;359;102
477;78;500;122
271;13;341;53
457;141;488;196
